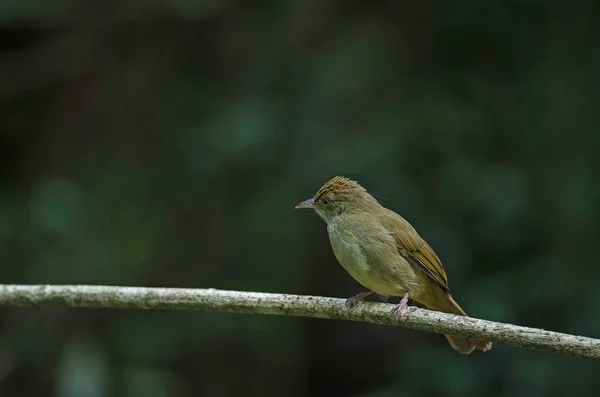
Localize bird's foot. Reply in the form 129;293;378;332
392;292;410;320
345;291;373;309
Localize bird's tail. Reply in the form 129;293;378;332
422;292;492;354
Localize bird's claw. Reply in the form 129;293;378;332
345;291;373;309
392;292;410;320
345;297;359;309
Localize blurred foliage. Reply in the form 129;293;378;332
1;0;600;396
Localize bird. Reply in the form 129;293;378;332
295;176;491;354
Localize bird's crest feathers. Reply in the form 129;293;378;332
314;176;365;201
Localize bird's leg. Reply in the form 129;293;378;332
392;292;410;319
345;291;373;308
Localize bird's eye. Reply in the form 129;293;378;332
323;198;330;205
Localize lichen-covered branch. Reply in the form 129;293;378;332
0;284;598;359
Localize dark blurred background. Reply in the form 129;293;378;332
1;0;600;396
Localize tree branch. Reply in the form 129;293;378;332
0;284;598;359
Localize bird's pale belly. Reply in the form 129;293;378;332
327;223;415;297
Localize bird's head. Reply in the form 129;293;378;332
295;176;379;223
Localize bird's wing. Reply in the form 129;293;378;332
379;209;450;292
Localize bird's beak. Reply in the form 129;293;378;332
295;198;315;209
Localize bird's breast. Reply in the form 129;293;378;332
328;226;371;283
328;224;369;270
326;219;407;296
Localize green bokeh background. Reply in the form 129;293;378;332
1;1;600;396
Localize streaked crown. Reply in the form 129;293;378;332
314;176;366;201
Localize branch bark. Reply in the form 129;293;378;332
0;284;598;359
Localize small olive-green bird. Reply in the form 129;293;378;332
295;176;491;354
